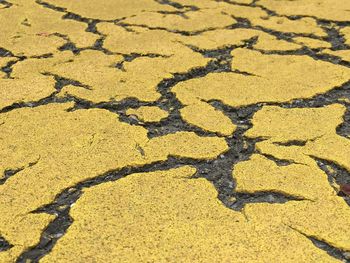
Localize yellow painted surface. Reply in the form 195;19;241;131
237;103;350;252
293;36;332;49
1;0;350;262
0;103;227;261
341;27;350;46
173;49;350;107
246;105;350;169
0;1;97;57
123;9;236;32
182;28;300;51
258;0;350;21
222;4;326;37
0;75;56;110
9;48;208;104
245;104;345;141
180;102;236;136
42;167;339;263
323;49;350;62
234;154;334;200
45;0;176;20
245;198;350;251
126;106;169;123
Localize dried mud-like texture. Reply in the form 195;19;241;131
1;0;350;262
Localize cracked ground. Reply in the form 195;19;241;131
1;0;350;262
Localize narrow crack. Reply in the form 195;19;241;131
232;191;306;210
0;168;24;185
0;236;13;252
273;140;308;147
155;0;198;11
314;157;350;206
289;226;350;262
309;237;350;263
258;152;296;166
0;0;12;9
115;53;171;71
0;159;40;186
0;47;14;57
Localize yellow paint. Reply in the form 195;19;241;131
0;75;56;110
123;9;236;32
245;104;345;141
323;49;350;62
235;103;350;254
246;105;350;170
45;0;176;20
173;49;350;107
180;102;236;136
0;103;227;261
222;4;325;36
11;48;208;104
251;16;325;37
245;198;350;252
42;167;339;262
126;106;169;123
258;0;350;22
0;1;97;57
341;27;350;46
1;0;350;261
97;24;179;56
181;28;300;51
293;37;332;49
234;154;334;199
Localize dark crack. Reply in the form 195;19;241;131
273;140;308;146
1;59;22;79
115;53;171;71
310;237;350;263
0;47;14;57
1;168;24;185
0;0;12;9
289;226;350;263
0;236;13;252
258;152;296;166
231;191;305;211
155;0;198;11
337;105;350;139
314;157;350;206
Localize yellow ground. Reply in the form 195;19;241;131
0;0;350;262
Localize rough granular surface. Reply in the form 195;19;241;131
0;0;350;262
